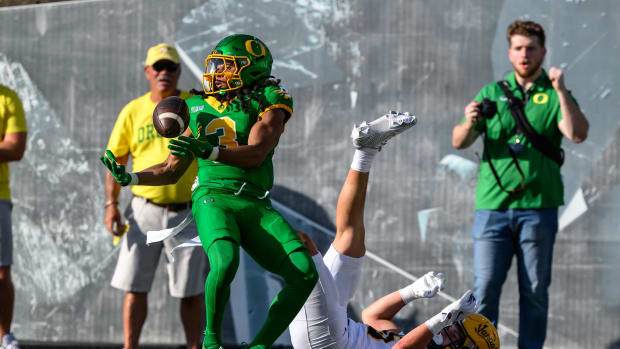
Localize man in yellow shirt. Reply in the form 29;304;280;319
0;85;27;349
104;44;205;349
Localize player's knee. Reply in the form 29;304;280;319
277;248;318;293
207;239;240;284
297;255;319;290
209;258;239;284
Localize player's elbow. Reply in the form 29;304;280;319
361;308;377;325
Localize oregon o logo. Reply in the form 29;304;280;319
245;40;266;58
532;93;548;104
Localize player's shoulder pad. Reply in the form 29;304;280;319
262;85;293;105
260;84;293;116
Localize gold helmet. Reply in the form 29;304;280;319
429;314;499;349
458;314;500;349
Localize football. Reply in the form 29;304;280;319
152;96;190;138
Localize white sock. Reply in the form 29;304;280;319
351;148;378;172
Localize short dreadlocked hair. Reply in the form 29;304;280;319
190;77;282;114
506;20;546;48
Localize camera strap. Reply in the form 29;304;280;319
481;130;526;195
497;80;564;166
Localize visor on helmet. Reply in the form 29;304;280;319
201;54;251;94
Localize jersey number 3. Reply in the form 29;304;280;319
205;117;239;148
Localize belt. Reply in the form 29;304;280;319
145;199;191;212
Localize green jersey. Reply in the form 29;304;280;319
465;70;577;210
185;85;293;198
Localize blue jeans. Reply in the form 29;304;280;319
471;208;558;349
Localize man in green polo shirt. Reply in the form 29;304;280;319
452;20;589;349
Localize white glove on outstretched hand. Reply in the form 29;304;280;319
424;289;479;335
399;271;446;304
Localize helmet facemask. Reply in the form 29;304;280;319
429;322;469;349
202;54;251;94
453;322;477;348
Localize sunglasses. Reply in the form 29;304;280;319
152;61;179;72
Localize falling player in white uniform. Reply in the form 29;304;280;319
289;112;500;349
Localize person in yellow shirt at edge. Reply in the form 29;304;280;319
0;84;27;349
103;43;205;349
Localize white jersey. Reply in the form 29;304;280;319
344;318;404;349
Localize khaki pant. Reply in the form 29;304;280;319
110;196;206;297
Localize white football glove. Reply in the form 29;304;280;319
399;271;446;304
424;289;479;334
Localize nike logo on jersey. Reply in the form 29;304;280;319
191;105;205;113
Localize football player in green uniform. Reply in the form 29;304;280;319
100;34;318;349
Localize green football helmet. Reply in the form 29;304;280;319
202;34;273;94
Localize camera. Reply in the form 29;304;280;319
479;98;497;119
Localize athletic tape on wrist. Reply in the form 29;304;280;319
398;288;415;304
129;173;139;186
208;147;219;161
424;314;445;335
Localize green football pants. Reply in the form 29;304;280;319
194;192;318;349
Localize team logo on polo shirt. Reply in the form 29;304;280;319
532;93;549;104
